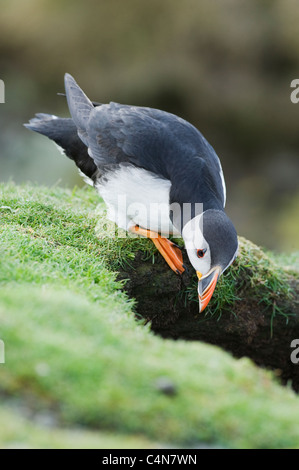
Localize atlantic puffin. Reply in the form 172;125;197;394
25;73;238;312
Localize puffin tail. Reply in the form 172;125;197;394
64;73;93;146
24;114;74;142
24;114;97;179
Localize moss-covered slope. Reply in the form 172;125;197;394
0;182;299;449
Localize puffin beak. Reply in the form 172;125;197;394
197;267;221;313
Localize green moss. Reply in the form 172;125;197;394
267;251;299;278
0;406;160;449
1;182;299;449
186;237;294;328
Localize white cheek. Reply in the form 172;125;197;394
182;216;211;274
187;248;211;275
182;215;204;250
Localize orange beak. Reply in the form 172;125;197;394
197;267;221;312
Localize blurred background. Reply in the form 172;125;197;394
0;0;298;252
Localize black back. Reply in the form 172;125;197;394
64;75;225;213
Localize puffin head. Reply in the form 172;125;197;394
182;209;238;312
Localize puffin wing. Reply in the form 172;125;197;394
64;73;94;147
86;104;226;206
64;73;226;205
86;103;174;177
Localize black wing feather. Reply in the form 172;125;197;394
83;103;225;208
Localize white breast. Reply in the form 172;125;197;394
95;165;180;236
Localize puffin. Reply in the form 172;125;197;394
25;73;238;312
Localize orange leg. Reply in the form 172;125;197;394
129;225;185;275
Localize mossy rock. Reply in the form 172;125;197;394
0;182;299;449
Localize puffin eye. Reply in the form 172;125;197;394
197;248;207;258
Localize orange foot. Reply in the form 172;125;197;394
129;225;185;275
